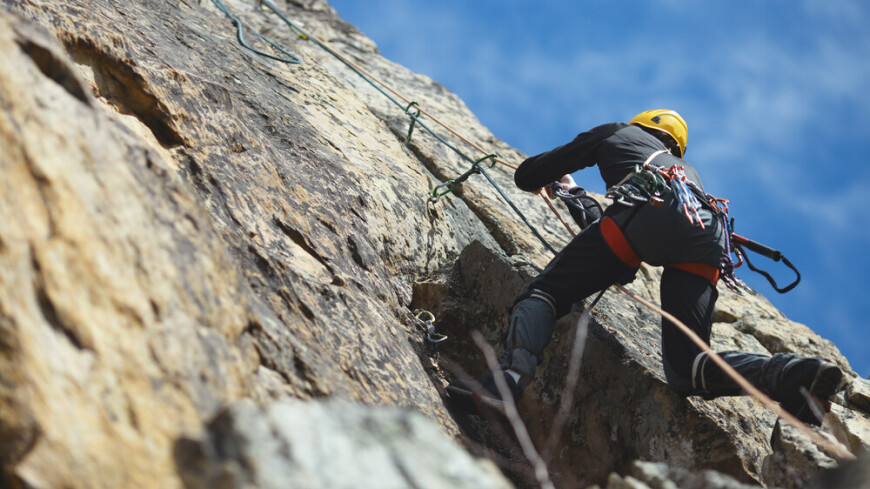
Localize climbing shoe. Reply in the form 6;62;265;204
445;369;523;416
777;359;843;426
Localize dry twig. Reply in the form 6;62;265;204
471;331;556;489
615;283;855;461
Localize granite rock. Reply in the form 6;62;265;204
0;1;867;488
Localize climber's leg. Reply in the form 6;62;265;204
446;220;636;412
660;267;843;425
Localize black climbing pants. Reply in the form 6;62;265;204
499;197;792;400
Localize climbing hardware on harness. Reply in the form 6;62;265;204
732;232;801;294
605;162;801;295
606;162;706;228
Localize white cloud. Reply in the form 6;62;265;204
801;0;866;21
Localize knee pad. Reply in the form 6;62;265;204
512;288;558;317
504;291;558;370
691;352;712;396
663;352;709;398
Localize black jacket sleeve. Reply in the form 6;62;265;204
514;123;626;192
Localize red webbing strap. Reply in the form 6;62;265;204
668;262;720;286
600;217;640;267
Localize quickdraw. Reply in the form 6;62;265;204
413;310;447;343
403;101;421;146
712;199;752;295
667;166;705;229
429;154;498;202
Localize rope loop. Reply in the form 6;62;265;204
739;246;802;294
211;0;302;64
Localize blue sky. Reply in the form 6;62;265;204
327;0;869;377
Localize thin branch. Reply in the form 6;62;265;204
615;284;855;461
440;355;542;487
471;331;555;489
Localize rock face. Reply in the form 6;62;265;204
175;399;513;489
595;460;763;489
0;1;867;489
762;421;838;489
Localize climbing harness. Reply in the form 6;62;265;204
413;310;447;343
210;0;303;64
605;158;800;294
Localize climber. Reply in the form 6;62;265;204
446;109;844;426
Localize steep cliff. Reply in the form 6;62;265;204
0;1;867;488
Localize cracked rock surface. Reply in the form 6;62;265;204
0;1;867;488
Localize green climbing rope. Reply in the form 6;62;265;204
211;0;302;64
217;0;559;255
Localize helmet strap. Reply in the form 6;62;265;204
639;126;681;157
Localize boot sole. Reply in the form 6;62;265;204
787;362;844;426
808;363;844;399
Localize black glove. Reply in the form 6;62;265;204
563;187;602;230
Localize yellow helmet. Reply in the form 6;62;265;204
630;109;688;157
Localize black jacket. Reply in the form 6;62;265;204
515;123;705;193
516;123;725;268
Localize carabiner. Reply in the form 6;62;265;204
414;310;447;343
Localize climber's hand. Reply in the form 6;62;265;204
544;174;577;198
